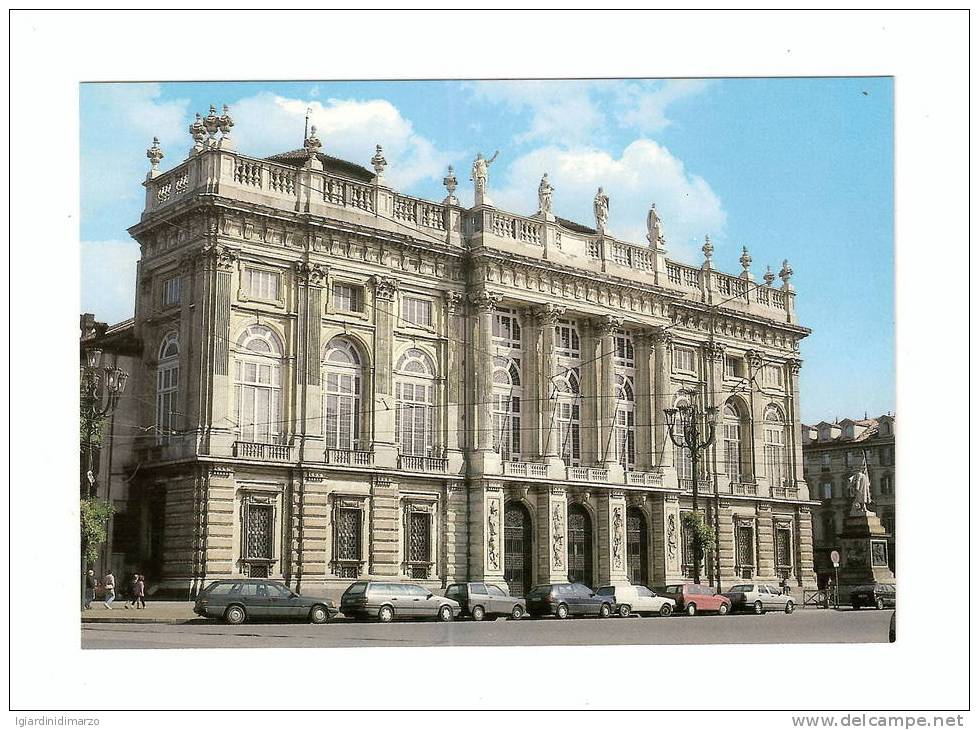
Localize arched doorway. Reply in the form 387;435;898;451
626;506;649;586
567;504;593;588
503;501;533;597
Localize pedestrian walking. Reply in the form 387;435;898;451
83;569;97;610
126;573;140;609
102;570;116;609
134;574;146;609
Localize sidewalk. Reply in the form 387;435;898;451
81;601;199;624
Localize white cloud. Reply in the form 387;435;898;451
491;139;726;263
80;239;140;324
615;79;714;134
227;93;450;190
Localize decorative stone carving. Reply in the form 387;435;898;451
146;137;164;172
444;291;463;314
469;289;502;312
763;265;776;287
667;514;678;561
218;104;234;138
538;173;554;215
371;275;399;301
848;465;873;515
304;125;322;156
596;314;623;336
745;349;764;371
611;506;624;569
646;203;665;248
779;259;794;288
740;246;752;277
370;144;387;181
198;241;238;271
703;340;726;361
294;260;328;286
552;502;565;568
471;150;499;205
651;325;674;348
188;113;207;154
593;187;609;234
533;302;565;325
787;357;803;375
442;165;459;205
702;234;714;266
203;105;220;145
487;499;501;571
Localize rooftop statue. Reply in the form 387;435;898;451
471;150;499;205
646;202;664;247
538;173;554;216
594;187;609;235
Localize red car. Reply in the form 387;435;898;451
661;583;731;616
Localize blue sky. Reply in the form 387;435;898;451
80;78;894;425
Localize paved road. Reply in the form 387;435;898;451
81;609;894;649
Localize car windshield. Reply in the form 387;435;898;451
344;582;367;596
664;585;680;593
596;587;615;596
527;586;551;598
730;584;753;592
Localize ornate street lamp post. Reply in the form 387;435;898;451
80;347;129;499
664;402;718;585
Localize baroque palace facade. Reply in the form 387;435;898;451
93;106;816;598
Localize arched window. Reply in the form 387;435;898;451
723;402;745;483
614;374;636;471
555;369;580;466
156;332;180;443
395;348;437;457
323;337;364;451
764;405;787;487
235;325;284;444
492;356;521;461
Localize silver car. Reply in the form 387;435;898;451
340;581;461;622
722;583;796;614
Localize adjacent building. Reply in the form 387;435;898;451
801;415;896;586
86;105;817;599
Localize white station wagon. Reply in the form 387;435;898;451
596;583;676;617
722;583;796;614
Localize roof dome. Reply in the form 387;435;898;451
264;150;374;183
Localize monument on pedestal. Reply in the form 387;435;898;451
837;461;895;592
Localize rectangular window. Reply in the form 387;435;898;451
333;282;364;313
493;394;521;461
555;320;580;358
557;401;581;466
492;309;521;349
244;268;280;301
395;382;435;456
672;347;696;373
156;364;179;442
820;482;833;500
775;527;793;569
614;331;634;367
407;510;432;579
736;522;755;575
401;296;433;327
615;408;636;471
245;503;273;560
763;365;785;388
724;422;743;482
724;356;743;379
675;444;693;482
821;452;831;468
335;507;362;562
764;426;786;486
162;275;181;307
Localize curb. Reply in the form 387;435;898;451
82;617;204;625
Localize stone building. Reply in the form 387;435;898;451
90;106;816;599
801;415;896;586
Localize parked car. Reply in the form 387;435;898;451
849;583;896;610
194;579;338;625
596;583;675;617
445;582;526;620
723;583;796;614
525;583;614;619
339;581;461;622
660;583;731;616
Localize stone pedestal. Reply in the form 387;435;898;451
838;510;895;590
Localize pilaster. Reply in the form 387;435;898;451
536;486;568;583
468;481;505;582
652;326;673;475
598;490;629;584
469;290;502;475
369;475;400;576
634;331;655;471
371;276;399;468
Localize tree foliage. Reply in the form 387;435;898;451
80;497;114;567
682;510;716;557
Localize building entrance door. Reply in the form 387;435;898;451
627;507;649;586
567;504;593;588
503;501;533;597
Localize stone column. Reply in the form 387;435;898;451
371;276;400;468
652;326;674;475
596;315;624;482
295;261;327;459
469;290;502;475
745;349;765;488
201;241;237;456
533;304;565;475
598;490;629;584
443;292;465;473
579;321;601;467
468;481;505;582
522;309;542;461
703;341;726;491
787;358;809;499
536;486;568;583
633;331;654;471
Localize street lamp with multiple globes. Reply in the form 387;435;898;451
664;401;718;585
80;346;129;499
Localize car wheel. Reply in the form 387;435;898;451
224;604;246;625
509;604;524;620
309;605;330;624
556;603;570;619
599;603;612;618
471;605;485;622
378;605;395;623
686;603;697;616
785;601;795;614
718;602;730;616
753;601;764;615
851;602;861;610
437;605;454;622
659;604;673;617
875;598;885;610
618;604;631;618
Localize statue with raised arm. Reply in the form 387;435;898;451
593;187;609;235
538;173;554;216
848;463;873;515
471;150;499;205
646;202;665;247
